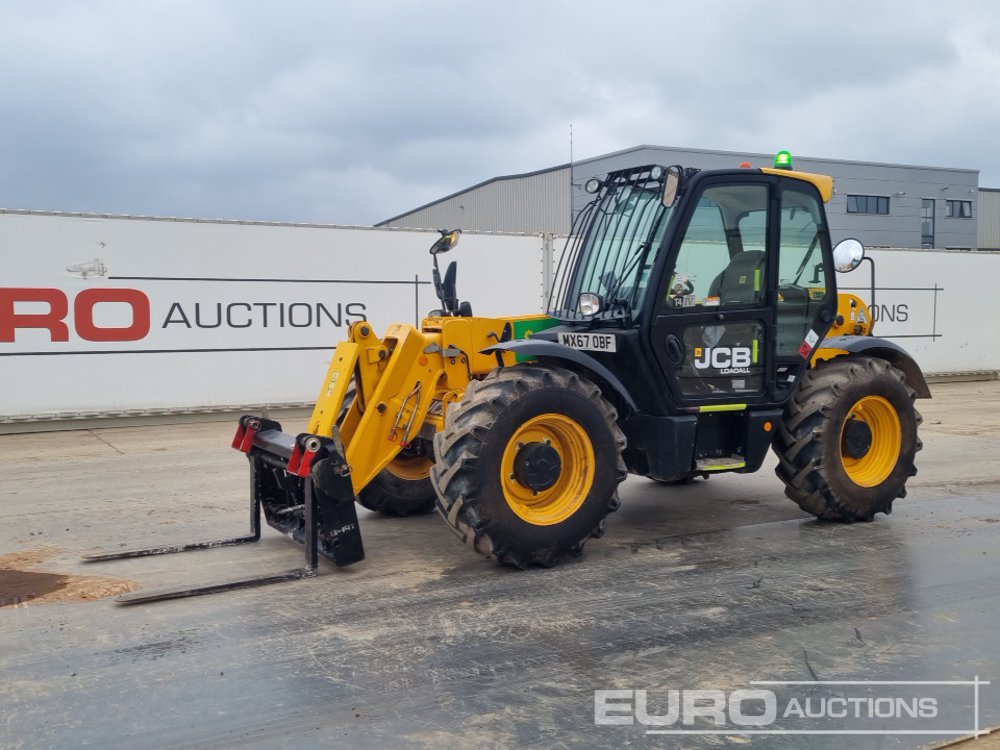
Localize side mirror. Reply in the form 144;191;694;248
662;166;682;208
832;238;865;273
430;229;461;255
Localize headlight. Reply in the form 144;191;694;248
578;292;602;316
584;178;602;194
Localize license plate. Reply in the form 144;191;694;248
558;332;617;353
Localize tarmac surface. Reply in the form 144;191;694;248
1;381;998;749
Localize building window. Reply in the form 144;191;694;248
922;198;935;248
946;200;973;218
846;194;890;214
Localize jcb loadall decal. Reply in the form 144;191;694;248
677;322;765;395
693;346;754;374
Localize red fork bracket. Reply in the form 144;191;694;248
232;415;283;453
287;434;325;478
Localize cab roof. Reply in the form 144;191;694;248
759;168;834;202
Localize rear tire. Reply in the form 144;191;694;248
339;384;436;517
432;365;626;568
356;444;437;517
773;355;922;521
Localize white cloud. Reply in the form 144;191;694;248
1;0;998;224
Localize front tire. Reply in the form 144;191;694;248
432;365;626;568
773;355;922;521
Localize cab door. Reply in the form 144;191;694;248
649;177;775;410
649;175;837;410
770;181;837;402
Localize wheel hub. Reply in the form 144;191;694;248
500;412;595;526
513;442;562;492
839;395;903;487
841;418;873;459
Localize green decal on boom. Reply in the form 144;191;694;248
511;316;561;363
511;316;560;340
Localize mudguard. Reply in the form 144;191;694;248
482;339;638;412
816;335;932;398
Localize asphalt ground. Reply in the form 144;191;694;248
1;381;998;749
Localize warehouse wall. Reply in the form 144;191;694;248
1;209;995;426
0;211;545;423
835;247;999;374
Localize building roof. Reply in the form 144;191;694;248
376;162;571;227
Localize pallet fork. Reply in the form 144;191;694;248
82;416;365;605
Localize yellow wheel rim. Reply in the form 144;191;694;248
840;395;902;487
501;413;595;526
385;453;433;481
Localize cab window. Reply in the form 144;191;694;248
776;187;830;356
662;183;769;310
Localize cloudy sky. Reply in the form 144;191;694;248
1;1;998;225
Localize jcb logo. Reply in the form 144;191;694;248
0;287;151;343
693;346;753;370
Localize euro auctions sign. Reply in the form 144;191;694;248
594;679;991;738
0;272;387;419
0;286;368;349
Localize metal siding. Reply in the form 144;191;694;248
978;190;1000;250
383;167;571;234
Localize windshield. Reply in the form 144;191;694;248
548;165;672;322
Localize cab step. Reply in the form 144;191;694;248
696;456;747;472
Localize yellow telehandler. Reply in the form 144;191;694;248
88;152;927;603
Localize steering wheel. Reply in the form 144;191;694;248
778;283;809;302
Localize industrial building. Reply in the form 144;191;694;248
379;145;987;250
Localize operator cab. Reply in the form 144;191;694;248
545;155;847;407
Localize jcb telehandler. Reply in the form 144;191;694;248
88;152;927;603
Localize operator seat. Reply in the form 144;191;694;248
708;250;765;305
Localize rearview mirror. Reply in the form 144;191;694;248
662;166;682;208
430;229;462;255
832;238;865;273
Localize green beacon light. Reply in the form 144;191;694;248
774;150;794;170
